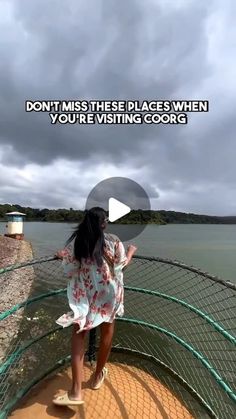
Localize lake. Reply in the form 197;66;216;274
0;222;235;283
1;221;235;418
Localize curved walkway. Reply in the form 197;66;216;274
10;362;194;418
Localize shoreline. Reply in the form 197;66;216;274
1;220;236;225
0;235;33;268
0;236;34;362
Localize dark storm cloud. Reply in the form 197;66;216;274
0;0;235;214
0;0;210;165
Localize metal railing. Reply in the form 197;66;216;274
0;255;235;418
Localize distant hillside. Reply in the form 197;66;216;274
0;204;236;224
158;210;236;224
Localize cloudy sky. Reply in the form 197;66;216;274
0;0;235;215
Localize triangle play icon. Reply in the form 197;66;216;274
108;197;131;222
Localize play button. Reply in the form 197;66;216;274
85;177;151;242
109;198;131;222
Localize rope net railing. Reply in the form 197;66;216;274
0;255;235;418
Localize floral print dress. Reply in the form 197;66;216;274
56;233;128;333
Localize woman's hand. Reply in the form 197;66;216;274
126;244;137;264
55;250;64;259
127;245;137;254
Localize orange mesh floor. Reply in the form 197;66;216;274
10;362;194;418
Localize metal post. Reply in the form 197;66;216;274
88;328;97;365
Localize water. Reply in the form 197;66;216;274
1;222;235;282
1;221;234;416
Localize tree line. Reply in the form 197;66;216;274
0;204;235;224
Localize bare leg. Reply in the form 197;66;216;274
70;324;87;400
93;321;115;385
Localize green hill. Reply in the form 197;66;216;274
0;204;236;224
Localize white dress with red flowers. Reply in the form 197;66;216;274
56;234;128;333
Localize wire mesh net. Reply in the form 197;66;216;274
0;255;235;418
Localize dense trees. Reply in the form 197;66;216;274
0;204;235;224
0;204;83;223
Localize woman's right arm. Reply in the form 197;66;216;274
126;245;137;265
113;239;137;273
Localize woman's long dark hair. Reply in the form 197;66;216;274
66;207;107;266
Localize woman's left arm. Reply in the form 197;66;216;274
55;246;77;278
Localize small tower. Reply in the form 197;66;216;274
5;211;26;240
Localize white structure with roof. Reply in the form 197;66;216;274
5;211;26;239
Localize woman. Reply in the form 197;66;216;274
53;207;137;405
